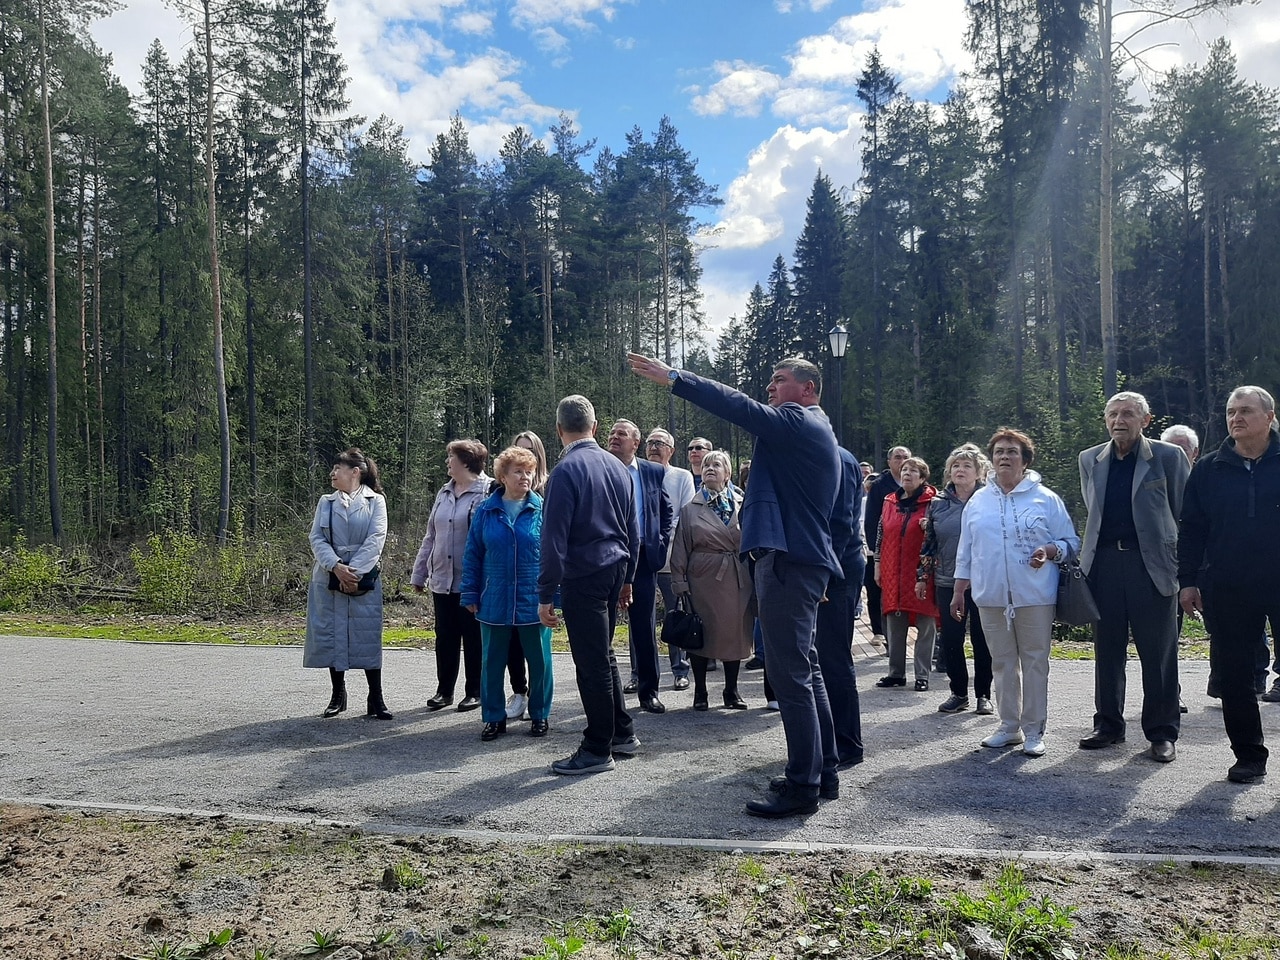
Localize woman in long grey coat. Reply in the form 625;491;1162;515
670;450;755;711
305;448;391;719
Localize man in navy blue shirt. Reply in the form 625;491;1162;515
629;352;842;817
539;395;640;775
607;419;675;713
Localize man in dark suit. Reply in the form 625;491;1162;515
1078;391;1189;762
629;352;842;818
607;419;675;713
816;445;866;769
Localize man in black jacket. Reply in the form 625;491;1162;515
1178;385;1280;784
863;447;909;642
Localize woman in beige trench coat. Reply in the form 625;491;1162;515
670;450;755;711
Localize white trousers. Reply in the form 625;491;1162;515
977;604;1054;737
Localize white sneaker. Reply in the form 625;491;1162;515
981;729;1025;749
975;697;994;715
1022;734;1046;757
505;693;527;720
766;700;781;711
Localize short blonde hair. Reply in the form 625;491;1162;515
701;450;733;477
944;444;990;484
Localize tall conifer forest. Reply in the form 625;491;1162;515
2;0;1278;557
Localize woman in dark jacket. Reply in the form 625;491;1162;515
461;446;553;740
875;456;938;690
919;444;993;715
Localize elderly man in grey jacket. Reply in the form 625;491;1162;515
1077;391;1189;762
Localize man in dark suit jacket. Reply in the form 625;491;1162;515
815;446;866;769
629;352;842;818
1078;391;1189;762
607;419;675;713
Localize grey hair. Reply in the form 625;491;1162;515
1228;385;1276;415
701;450;733;477
611;418;641;440
647;427;674;447
944;443;991;483
1105;391;1150;417
1160;424;1199;453
556;395;596;434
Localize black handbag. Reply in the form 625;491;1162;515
1056;558;1100;625
661;596;705;651
329;565;380;596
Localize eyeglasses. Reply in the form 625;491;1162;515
688;445;709;452
647;439;670;447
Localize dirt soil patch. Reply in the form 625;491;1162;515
3;804;1278;960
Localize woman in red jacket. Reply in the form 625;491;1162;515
874;457;939;691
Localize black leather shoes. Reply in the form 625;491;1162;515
693;698;709;711
366;698;393;720
875;676;906;688
529;719;550;737
641;697;666;714
746;780;819;818
481;720;506;741
1228;760;1267;783
1150;740;1176;762
770;775;838;800
723;691;748;710
457;696;481;712
427;694;452;711
322;690;347;718
623;678;639;694
673;676;690;691
1078;729;1125;749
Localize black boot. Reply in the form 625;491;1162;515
323;669;347;718
691;655;709;710
365;669;393;720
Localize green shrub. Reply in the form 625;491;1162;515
0;534;64;611
131;532;201;613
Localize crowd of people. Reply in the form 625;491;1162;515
302;360;1280;816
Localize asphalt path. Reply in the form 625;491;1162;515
3;635;1279;859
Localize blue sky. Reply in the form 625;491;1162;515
92;0;1280;344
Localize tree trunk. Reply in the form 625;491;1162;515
38;0;62;541
1098;0;1118;398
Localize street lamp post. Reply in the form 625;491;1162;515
827;322;849;447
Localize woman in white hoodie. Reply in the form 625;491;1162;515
952;428;1079;758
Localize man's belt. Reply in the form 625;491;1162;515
1098;539;1139;551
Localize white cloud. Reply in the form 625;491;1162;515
690;62;783;117
453;11;494;35
695;117;865;342
532;26;570;56
510;0;623;30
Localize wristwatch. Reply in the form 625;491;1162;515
667;369;679;385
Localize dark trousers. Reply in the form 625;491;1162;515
628;554;661;699
754;551;837;790
507;631;528;695
431;591;481;700
863;555;883;635
560;559;635;758
1089;549;1180;742
1204;580;1275;767
814;553;865;766
656;572;691;677
935;584;992;699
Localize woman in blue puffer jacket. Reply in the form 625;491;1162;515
461;445;554;741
